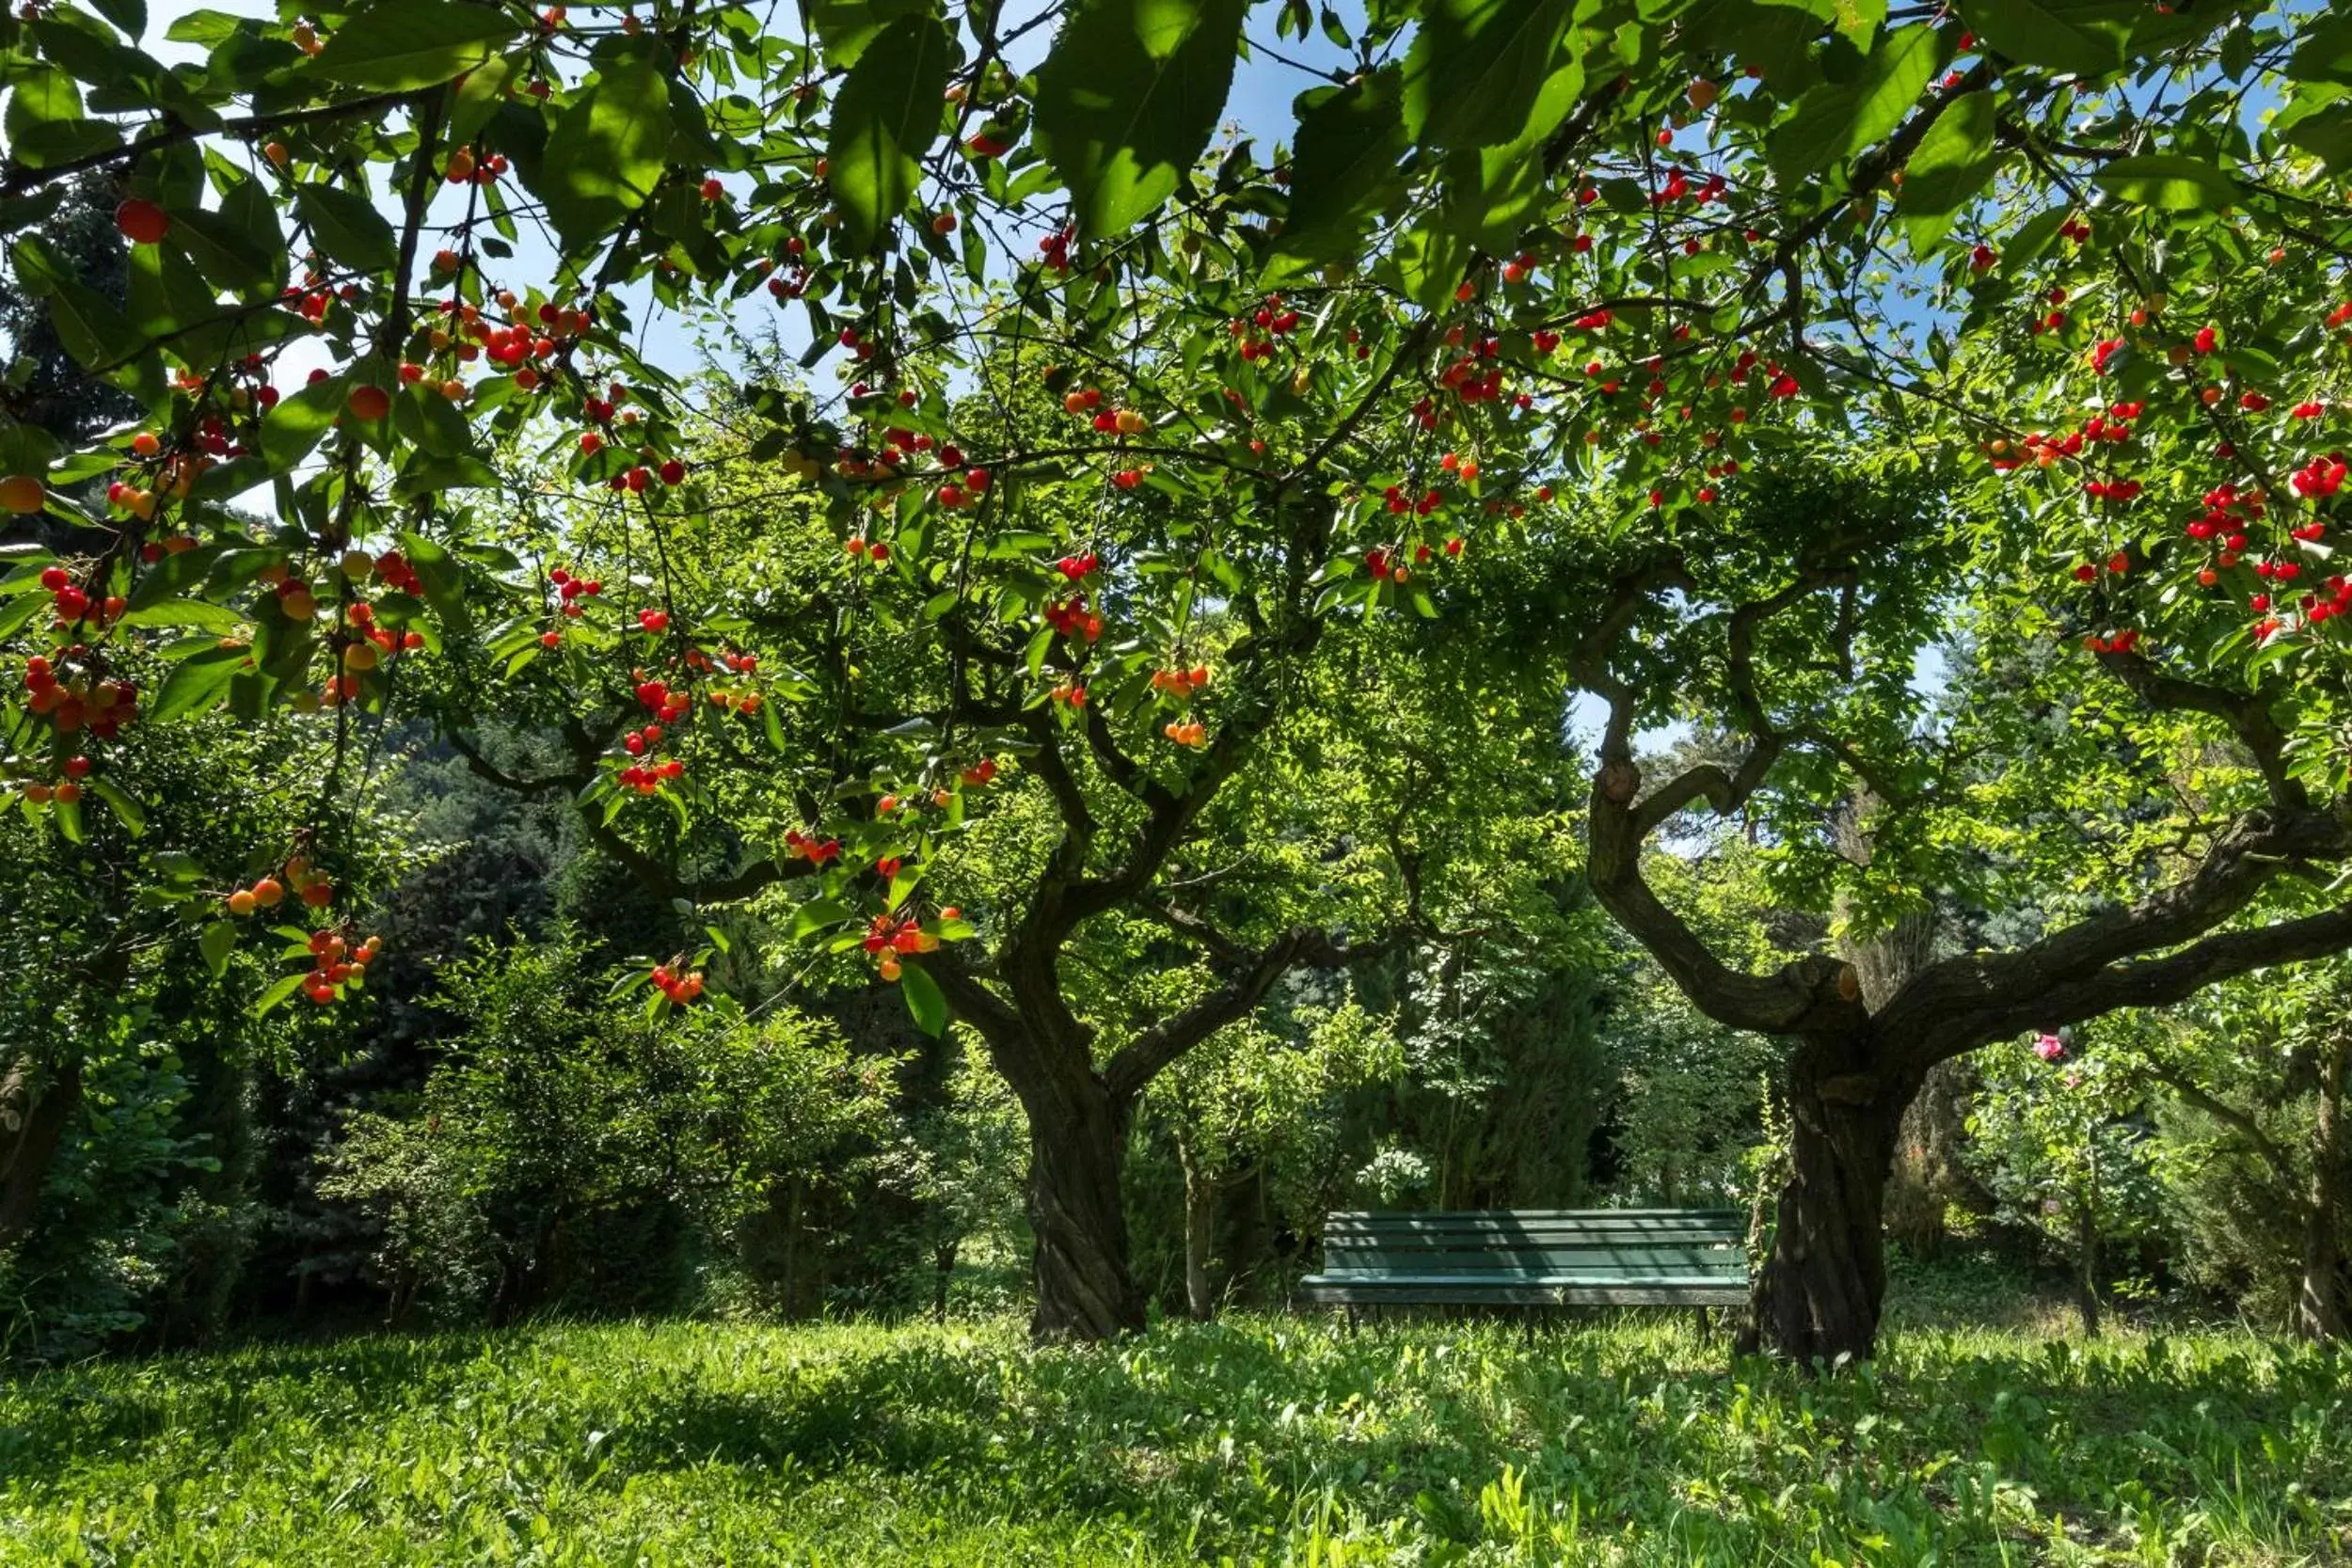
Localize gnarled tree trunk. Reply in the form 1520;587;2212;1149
1833;808;1972;1259
2302;1029;2348;1341
1020;1069;1146;1340
0;1056;80;1250
1743;1039;1900;1366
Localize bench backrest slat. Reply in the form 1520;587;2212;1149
1313;1210;1747;1274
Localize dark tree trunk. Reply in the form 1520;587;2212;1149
1022;1073;1145;1340
0;1057;80;1249
2074;1202;2102;1338
2302;1030;2348;1342
1742;1043;1899;1366
1177;1132;1217;1322
931;1240;957;1324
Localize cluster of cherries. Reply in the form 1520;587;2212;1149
36;566;125;632
861;911;946;983
1042;559;1103;642
1151;665;1211;748
1361;541;1459;583
648;964;706;1006
333;599;423;676
539;566;606;644
1228;294;1302;361
1042;597;1104;642
24;653;136;740
14;752;91;806
297;927;383;1006
615;674;693;794
1432;337;1510;409
223;857;336;916
2291;456;2348;499
785;828;843;864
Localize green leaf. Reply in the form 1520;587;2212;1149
535;51;674;250
119;596;247;633
166;8;250;44
172;207;281;295
449;51;517;147
88;779;146;836
1898;88;1999;248
1400;0;1580;151
252;972;307;1016
1033;0;1248;237
2093;154;2235;213
2282;105;2352;176
787;895;851;939
811;0;930;69
1266;72;1410;278
200;919;238;977
1771;24;1947;184
261;372;346;472
1957;0;2126;79
1847;25;1947;154
90;0;145;36
2289;11;2352;85
899;958;948;1036
4;67;120;169
294;182;399;273
309;0;518;89
149;642;248;722
825;14;951;251
0;594;46;643
9;234;142;368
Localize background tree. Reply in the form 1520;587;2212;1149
1496;452;2352;1363
1966;1028;2164;1336
2122;962;2352;1339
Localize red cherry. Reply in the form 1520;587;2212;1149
116;198;169;245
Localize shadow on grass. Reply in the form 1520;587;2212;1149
0;1328;564;1486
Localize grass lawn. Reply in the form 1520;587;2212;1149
2;1287;2346;1564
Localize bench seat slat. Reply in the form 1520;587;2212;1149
1324;1208;1743;1219
1320;1261;1740;1277
1324;1216;1741;1231
1299;1283;1751;1307
1305;1208;1753;1313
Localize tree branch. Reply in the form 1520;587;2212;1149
2135;1054;2294;1178
2094;648;2301;807
1876;803;2352;1069
1102;925;1383;1102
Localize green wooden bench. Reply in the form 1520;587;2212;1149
1297;1209;1751;1321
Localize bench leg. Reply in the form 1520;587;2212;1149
1343;1304;1359;1337
1691;1307;1710;1344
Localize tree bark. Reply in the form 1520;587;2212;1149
1177;1132;1217;1322
1740;1042;1899;1366
2302;1030;2349;1341
931;1240;957;1324
2074;1202;2102;1338
0;1057;80;1250
1020;1069;1146;1340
